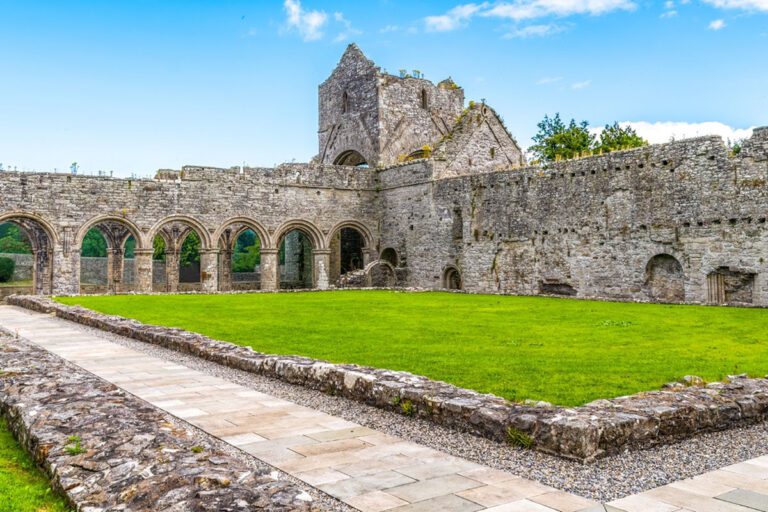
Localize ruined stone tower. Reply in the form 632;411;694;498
317;44;467;168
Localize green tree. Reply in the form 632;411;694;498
232;230;260;272
595;122;648;153
153;236;166;261
180;231;200;268
530;113;595;162
124;236;136;258
81;229;107;257
0;224;32;254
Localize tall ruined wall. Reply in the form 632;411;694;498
379;128;768;305
0;163;378;293
318;46;381;166
377;75;464;164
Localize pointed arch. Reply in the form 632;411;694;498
213;217;271;250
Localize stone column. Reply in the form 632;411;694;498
108;248;123;294
200;249;219;293
219;249;233;291
134;249;153;294
260;249;278;291
314;249;331;290
51;246;80;295
165;250;180;293
363;247;374;267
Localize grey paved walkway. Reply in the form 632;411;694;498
1;305;767;511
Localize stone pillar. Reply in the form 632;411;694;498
219;249;233;291
108;248;123;294
165;250;179;293
328;233;341;284
314;249;331;290
134;249;153;294
51;246;80;295
260;249;278;291
200;249;219;293
363;247;374;267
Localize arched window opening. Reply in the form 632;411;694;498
645;254;684;302
80;228;108;293
330;227;365;286
443;267;462;290
0;222;34;295
420;88;428;109
231;229;261;290
178;231;201;290
122;235;136;290
333;150;369;167
342;90;349;114
152;235;167;292
380;248;399;267
279;229;313;289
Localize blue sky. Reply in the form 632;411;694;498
0;0;766;177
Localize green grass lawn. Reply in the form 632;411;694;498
0;418;71;512
57;291;768;406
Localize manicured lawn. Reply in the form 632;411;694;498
57;291;768;406
0;418;71;512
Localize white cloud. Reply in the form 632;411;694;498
702;0;768;10
503;23;566;37
424;1;635;34
595;121;755;144
708;18;727;29
482;0;636;21
380;24;400;33
661;10;678;17
284;0;328;41
333;12;362;42
425;3;487;31
571;80;592;89
537;76;563;84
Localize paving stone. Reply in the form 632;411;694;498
529;491;600;511
389;494;484;512
344;491;409;512
387;474;484;503
715;489;768;511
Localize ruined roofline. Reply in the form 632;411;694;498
319;42;461;92
376;129;765;177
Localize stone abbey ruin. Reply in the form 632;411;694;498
1;43;767;305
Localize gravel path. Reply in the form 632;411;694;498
71;320;768;503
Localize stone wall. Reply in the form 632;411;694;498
0;330;321;511
378;129;768;305
0;252;32;280
0;42;766;304
11;295;768;462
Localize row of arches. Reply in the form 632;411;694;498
0;212;379;294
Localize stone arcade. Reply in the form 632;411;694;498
1;44;767;305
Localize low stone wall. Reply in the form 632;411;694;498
9;295;768;462
0;329;321;511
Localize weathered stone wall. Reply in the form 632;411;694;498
0;163;378;294
0;330;323;511
378;129;768;305
0;252;32;280
318;44;464;167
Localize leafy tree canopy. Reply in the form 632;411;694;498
180;231;200;268
530;113;648;162
0;224;32;254
595;122;648;154
81;229;107;257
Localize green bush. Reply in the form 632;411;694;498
0;257;15;282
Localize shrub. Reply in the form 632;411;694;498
0;257;15;282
